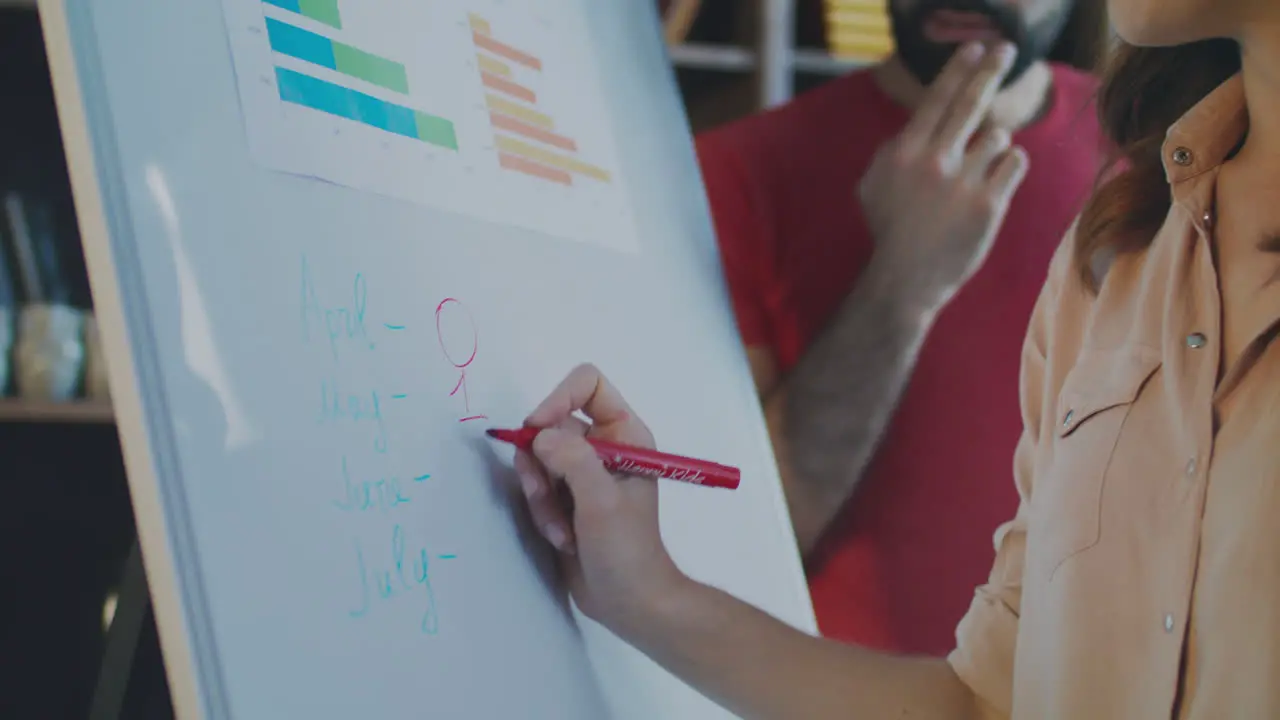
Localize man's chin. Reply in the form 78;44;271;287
896;49;960;86
897;42;1034;89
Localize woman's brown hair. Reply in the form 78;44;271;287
1047;0;1110;72
1074;38;1241;288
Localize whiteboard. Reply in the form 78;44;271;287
39;0;818;717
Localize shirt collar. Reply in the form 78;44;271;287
1162;73;1248;198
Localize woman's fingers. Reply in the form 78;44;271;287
532;427;619;520
525;363;632;424
518;364;659;557
516;413;591;553
554;414;591;436
515;448;575;554
524;364;653;446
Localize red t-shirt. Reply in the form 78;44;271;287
696;63;1103;655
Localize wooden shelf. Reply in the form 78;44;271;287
793;47;868;75
668;43;867;77
669;42;757;71
0;399;114;423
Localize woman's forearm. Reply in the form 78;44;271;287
622;578;979;720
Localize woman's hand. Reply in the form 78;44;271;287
513;370;975;720
516;363;688;636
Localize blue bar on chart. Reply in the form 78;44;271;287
273;67;458;150
266;17;335;70
262;0;301;13
265;17;410;94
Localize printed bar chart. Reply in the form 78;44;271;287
499;153;572;185
263;0;342;29
472;33;542;70
484;95;552;129
467;13;491;35
275;67;458;149
490;114;576;151
266;17;409;93
476;55;512;78
468;13;611;186
494;136;608;181
224;0;639;252
480;73;536;104
261;0;456;151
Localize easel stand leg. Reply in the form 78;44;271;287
89;539;173;720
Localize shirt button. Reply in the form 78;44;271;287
1062;409;1074;427
1172;147;1193;166
1186;332;1207;349
1185;457;1197;477
1164;613;1175;632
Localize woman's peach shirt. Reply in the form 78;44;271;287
948;73;1280;718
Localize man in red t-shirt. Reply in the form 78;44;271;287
696;0;1105;655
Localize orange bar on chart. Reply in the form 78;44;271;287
490;113;577;152
481;72;537;103
499;152;572;185
473;32;543;70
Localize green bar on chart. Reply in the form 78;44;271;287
415;112;458;150
298;0;341;29
262;0;342;29
332;43;409;94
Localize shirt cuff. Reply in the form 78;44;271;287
947;589;1019;719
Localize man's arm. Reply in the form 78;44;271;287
758;261;939;554
752;44;1028;555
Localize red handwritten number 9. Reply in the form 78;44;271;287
435;298;485;422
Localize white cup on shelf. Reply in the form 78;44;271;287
14;302;85;402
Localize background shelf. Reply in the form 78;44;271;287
0;399;115;423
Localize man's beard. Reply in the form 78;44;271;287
889;0;1072;88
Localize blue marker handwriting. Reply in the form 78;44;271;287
317;378;389;453
333;456;432;513
297;258;460;635
348;524;455;634
300;254;376;360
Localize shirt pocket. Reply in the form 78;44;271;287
1032;347;1162;581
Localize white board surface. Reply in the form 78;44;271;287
39;0;818;717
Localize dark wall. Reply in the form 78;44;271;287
0;422;136;719
0;8;91;309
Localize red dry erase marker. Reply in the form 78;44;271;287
485;427;740;490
